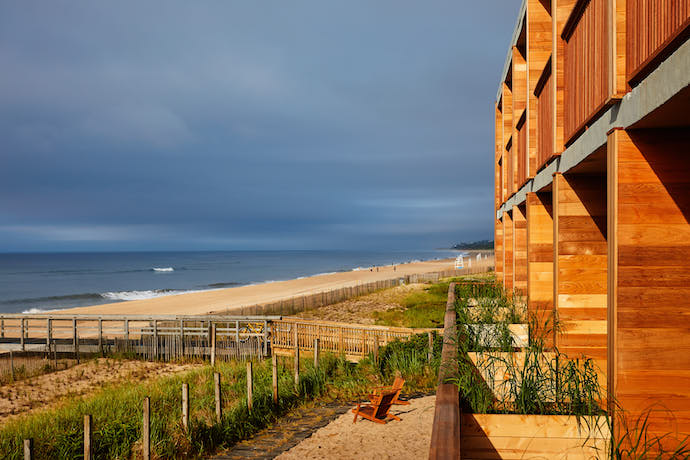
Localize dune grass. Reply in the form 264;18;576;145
0;334;440;459
373;277;476;328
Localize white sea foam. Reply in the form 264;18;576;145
22;307;61;314
152;267;174;272
101;289;185;301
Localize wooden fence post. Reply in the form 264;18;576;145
313;338;320;369
361;329;366;359
338;328;344;355
294;344;300;388
46;319;51;354
124;319;130;344
179;319;184;357
182;383;189;431
72;319;78;359
23;439;32;460
142;397;150;460
246;361;253;412
152;320;158;360
272;354;279;405
10;350;15;381
214;372;222;422
98;318;103;356
373;335;379;364
428;331;434;363
210;323;216;366
19;318;26;351
84;414;92;460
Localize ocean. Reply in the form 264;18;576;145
0;250;459;314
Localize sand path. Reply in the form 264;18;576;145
276;395;436;460
55;259;455;316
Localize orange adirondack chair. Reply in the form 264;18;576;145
368;376;410;406
352;388;402;424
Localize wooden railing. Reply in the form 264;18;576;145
0;314;276;361
627;0;690;85
271;318;434;361
563;0;609;144
428;282;460;459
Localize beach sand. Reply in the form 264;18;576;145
55;258;456;316
276;395;436;460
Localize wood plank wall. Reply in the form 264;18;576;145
495;218;504;284
527;192;554;346
626;0;690;84
563;0;609;144
554;171;607;368
514;204;528;295
504;212;514;292
608;128;690;440
527;0;553;177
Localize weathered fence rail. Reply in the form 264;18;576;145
271;318;435;362
0;314;278;362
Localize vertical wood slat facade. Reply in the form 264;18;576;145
527;0;553;178
626;0;690;84
507;139;514;197
563;0;609;144
536;64;554;169
517;116;528;187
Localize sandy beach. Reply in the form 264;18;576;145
54;258;456;317
276;395;436;460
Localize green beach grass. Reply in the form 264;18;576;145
0;334;440;459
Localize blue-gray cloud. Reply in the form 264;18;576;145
0;1;520;252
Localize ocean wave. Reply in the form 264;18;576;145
1;292;103;306
206;282;242;288
22;307;62;314
152;267;174;272
100;289;185;301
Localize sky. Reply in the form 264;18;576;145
0;1;521;252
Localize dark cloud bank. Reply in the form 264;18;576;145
0;1;520;252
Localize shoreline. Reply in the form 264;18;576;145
49;257;465;317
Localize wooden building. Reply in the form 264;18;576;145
493;0;690;443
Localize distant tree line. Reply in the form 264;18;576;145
451;240;494;250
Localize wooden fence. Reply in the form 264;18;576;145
213;255;495;318
271;318;435;362
0;314;277;362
